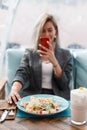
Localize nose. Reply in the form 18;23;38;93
44;31;49;37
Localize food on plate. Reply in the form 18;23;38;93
20;96;60;114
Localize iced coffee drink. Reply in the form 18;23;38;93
71;87;87;125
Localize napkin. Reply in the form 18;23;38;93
0;100;16;120
16;101;71;118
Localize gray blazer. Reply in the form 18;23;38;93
13;48;72;100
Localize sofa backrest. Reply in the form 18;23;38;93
72;50;87;88
5;48;25;97
5;48;87;98
5;48;75;97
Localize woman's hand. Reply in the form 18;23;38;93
38;41;58;65
7;82;22;104
38;41;62;77
7;89;21;104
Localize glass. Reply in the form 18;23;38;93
70;87;87;125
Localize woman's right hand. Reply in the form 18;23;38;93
7;81;22;104
7;89;21;104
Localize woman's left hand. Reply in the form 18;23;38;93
38;41;62;77
38;41;58;66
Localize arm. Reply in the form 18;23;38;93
13;49;30;86
7;81;22;104
53;51;73;90
7;49;30;104
51;56;63;77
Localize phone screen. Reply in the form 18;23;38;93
39;37;49;52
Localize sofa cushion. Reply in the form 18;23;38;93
5;48;75;97
72;50;87;88
5;48;25;96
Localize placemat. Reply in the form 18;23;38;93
16;101;71;118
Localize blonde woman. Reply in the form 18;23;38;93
7;13;72;104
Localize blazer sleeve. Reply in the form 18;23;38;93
53;50;73;90
13;49;30;86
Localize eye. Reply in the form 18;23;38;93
48;28;53;32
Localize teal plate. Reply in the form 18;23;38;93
16;94;69;117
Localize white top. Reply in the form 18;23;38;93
42;61;53;89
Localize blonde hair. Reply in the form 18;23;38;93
32;13;59;50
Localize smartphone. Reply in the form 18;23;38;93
39;37;49;52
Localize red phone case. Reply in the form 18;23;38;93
39;37;49;52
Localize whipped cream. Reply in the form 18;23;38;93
71;87;87;106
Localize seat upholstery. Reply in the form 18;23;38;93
4;47;87;99
72;50;87;88
5;48;25;97
5;48;74;98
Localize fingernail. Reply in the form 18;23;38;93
10;101;12;104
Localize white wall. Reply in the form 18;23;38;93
6;0;87;48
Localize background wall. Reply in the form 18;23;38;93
7;0;87;49
0;9;8;47
0;0;87;79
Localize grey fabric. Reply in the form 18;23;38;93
13;48;73;100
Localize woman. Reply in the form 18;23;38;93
7;13;72;104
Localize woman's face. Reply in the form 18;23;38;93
40;21;57;44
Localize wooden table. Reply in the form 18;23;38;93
0;117;87;130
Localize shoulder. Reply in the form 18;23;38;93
24;48;39;59
25;48;34;54
57;48;71;54
55;48;73;67
55;48;73;65
24;48;37;55
25;48;38;53
56;48;72;57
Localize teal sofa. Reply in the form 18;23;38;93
1;48;87;98
71;49;87;88
5;48;25;97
